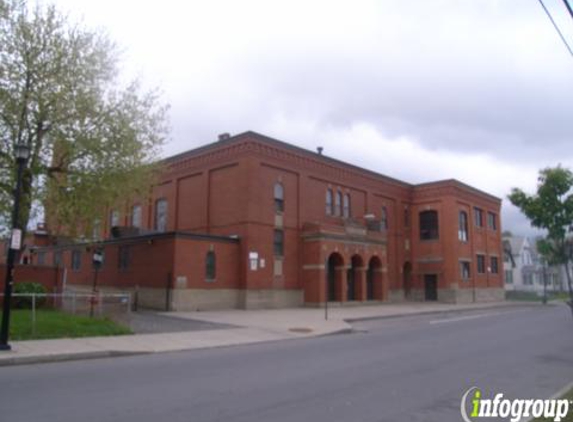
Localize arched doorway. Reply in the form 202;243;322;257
348;255;363;301
367;256;382;301
326;253;344;302
403;262;412;300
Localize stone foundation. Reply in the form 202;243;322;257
241;289;304;309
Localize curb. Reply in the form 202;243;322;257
0;350;148;368
343;302;543;323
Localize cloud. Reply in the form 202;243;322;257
46;0;573;235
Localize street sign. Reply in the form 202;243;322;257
10;229;21;250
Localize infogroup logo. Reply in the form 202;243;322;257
460;387;571;422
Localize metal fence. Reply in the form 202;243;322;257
0;292;132;320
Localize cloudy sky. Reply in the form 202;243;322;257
48;0;573;236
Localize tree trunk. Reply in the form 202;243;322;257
563;261;573;319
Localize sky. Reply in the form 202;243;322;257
44;0;573;236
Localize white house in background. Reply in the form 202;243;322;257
503;235;562;294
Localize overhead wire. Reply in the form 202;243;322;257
560;0;573;21
537;0;573;57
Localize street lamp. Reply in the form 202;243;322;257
0;142;31;350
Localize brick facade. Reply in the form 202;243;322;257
20;131;503;309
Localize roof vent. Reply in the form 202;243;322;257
218;133;231;141
317;146;323;155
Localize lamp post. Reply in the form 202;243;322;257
0;142;31;350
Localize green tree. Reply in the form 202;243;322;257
0;0;168;238
508;166;573;317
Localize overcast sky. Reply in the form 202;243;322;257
46;0;573;236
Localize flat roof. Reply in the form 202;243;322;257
164;130;500;201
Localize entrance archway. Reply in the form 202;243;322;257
367;256;382;301
348;255;364;301
326;253;344;301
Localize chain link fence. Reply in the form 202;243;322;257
1;291;131;321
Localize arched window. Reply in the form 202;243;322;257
206;251;216;280
274;183;284;213
326;189;333;215
419;210;439;240
343;194;351;218
458;211;469;241
131;205;142;228
155;199;168;232
335;191;342;216
381;206;388;230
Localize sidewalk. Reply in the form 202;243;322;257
0;301;538;367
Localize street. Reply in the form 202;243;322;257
2;304;572;422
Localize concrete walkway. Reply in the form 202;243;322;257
0;301;535;366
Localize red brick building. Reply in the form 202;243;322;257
23;131;504;310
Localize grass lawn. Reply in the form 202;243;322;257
9;309;132;341
533;387;573;422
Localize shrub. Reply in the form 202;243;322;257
12;282;47;309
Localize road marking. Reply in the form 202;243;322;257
429;312;499;325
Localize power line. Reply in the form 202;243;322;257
561;0;573;21
537;0;573;57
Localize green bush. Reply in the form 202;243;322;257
12;282;47;309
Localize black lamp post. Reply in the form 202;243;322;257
0;142;31;351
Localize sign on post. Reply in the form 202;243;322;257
10;228;22;250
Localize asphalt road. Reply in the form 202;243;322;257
2;304;572;422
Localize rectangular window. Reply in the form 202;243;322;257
404;206;410;228
474;207;483;228
490;256;499;274
110;210;120;227
53;250;62;267
37;251;46;266
274;183;284;213
381;206;388;230
132;205;142;228
505;270;513;284
71;250;82;271
460;261;471;280
205;251;216;281
155;199;168;232
420;210;439;240
477;254;486;274
118;246;130;270
487;212;497;231
458;211;468;242
273;229;284;256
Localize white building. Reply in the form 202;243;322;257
503;235;562;294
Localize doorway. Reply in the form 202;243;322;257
424;274;438;301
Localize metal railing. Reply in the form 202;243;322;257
0;292;131;321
